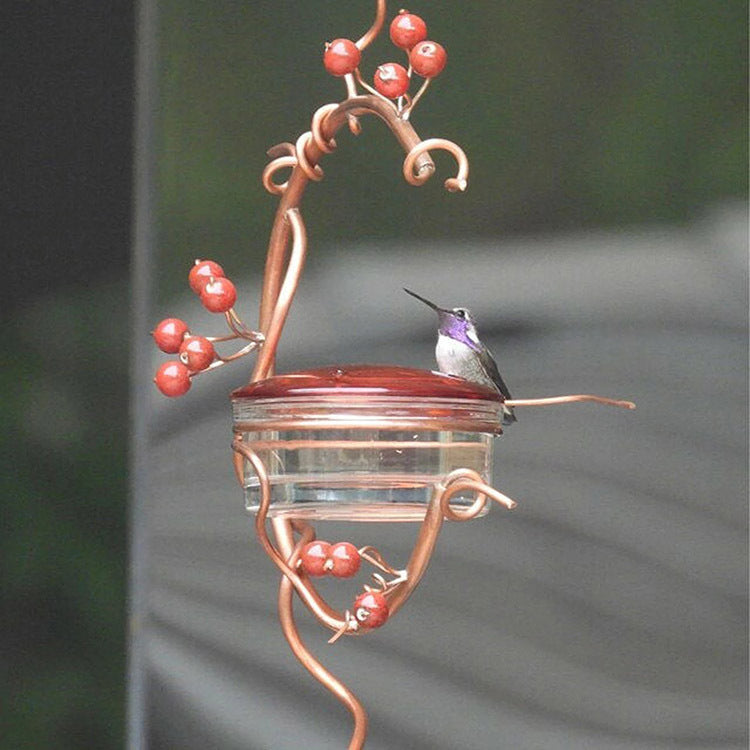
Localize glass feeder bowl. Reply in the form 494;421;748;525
232;365;506;522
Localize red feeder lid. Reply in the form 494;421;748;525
231;365;505;402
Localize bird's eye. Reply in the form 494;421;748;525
455;309;466;319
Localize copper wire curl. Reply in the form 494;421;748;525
403;138;469;192
260;98;467;206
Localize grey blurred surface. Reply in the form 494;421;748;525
143;205;747;749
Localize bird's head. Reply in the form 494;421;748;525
404;289;481;350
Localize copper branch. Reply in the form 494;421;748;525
277;534;368;750
355;0;386;50
506;394;636;410
233;439;353;633
253;208;308;382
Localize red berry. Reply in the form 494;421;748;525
373;63;410;99
409;41;447;78
179;336;215;372
323;38;361;76
152;318;189;353
200;277;236;313
328;542;361;578
389;11;427;50
154;361;191;397
300;541;332;577
189;259;225;295
353;591;389;629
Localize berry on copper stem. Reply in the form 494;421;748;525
153;318;189;353
410;41;447;78
353;590;389;629
300;540;332;577
374;63;410;99
329;542;361;578
324;38;361;77
189;259;225;294
154;361;192;397
179;336;216;372
201;277;237;313
389;11;427;50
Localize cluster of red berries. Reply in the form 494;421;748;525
323;9;447;101
299;540;361;578
152;259;238;397
299;541;389;629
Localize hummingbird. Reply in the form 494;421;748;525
404;288;516;425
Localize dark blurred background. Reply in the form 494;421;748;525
2;1;747;748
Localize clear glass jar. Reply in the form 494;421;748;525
232;366;505;521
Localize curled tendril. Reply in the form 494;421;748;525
263;104;469;199
439;468;518;521
403;138;469;192
262;124;335;195
210;338;261;366
311;103;339;153
266;141;296;159
295;132;325;181
358;545;401;576
262;135;328;194
262;155;297;195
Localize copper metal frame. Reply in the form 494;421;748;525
211;3;635;747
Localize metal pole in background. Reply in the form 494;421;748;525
128;0;158;746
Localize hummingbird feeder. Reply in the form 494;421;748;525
152;3;635;747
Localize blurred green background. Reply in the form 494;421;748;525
3;1;746;747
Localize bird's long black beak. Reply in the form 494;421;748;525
403;288;444;312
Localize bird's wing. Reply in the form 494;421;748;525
478;345;513;400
